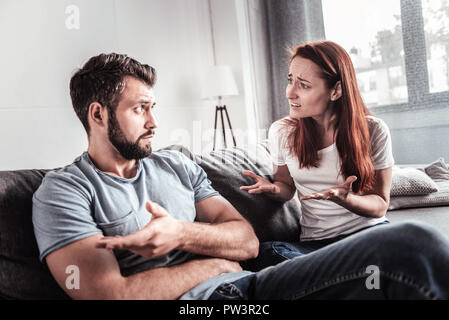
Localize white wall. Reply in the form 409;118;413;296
0;0;248;170
0;0;118;170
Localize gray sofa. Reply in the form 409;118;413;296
0;143;448;299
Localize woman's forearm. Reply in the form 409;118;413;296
335;193;389;218
265;181;296;202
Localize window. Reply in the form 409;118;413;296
322;0;449;111
422;0;449;93
322;0;407;107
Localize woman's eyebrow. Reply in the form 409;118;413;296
296;76;311;83
288;73;312;83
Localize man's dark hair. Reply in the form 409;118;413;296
69;53;157;134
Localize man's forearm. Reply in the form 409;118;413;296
178;220;259;261
118;258;240;300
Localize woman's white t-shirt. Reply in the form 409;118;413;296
268;115;395;241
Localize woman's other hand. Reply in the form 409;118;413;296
240;170;281;194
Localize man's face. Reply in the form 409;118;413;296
108;76;157;160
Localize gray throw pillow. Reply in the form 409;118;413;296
389;179;449;210
425;158;449;181
391;166;438;196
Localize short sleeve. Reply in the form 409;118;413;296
178;153;219;203
32;172;102;262
368;117;395;170
268;120;287;166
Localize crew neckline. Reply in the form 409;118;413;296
318;143;336;154
82;152;143;182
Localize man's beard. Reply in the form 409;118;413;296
107;112;154;160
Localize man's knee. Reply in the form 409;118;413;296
372;221;448;261
389;221;444;244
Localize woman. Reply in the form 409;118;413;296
240;41;394;261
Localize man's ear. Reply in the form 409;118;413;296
330;81;342;101
88;102;107;127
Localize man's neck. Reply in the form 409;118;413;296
87;144;138;179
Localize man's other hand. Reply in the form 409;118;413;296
96;201;184;258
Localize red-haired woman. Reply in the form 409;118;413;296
241;41;394;259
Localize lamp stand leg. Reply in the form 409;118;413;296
223;105;236;147
219;106;227;148
213;106;219;151
212;105;237;151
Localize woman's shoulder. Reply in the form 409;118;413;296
365;115;391;142
270;116;293;131
268;117;293;143
365;115;390;133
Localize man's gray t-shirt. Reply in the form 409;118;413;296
32;150;251;300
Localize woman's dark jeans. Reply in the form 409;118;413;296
209;222;449;300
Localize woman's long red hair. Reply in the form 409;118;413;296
282;41;374;193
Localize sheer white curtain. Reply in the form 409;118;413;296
239;0;325;134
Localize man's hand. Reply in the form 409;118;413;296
300;176;357;203
96;201;183;258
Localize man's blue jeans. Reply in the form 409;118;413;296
208;222;449;299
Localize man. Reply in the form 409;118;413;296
33;53;449;300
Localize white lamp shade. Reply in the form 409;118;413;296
200;65;239;99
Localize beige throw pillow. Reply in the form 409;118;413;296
391;167;439;196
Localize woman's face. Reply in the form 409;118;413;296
286;56;335;122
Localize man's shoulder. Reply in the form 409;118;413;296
42;153;90;180
145;149;196;168
34;153;94;200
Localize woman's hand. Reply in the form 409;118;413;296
240;170;280;194
300;176;357;203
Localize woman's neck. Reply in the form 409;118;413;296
313;113;338;149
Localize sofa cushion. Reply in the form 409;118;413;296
0;169;70;299
0;143;301;299
388;179;449;210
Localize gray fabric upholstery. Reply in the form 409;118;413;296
0;144;301;299
388;206;449;238
165;144;301;242
0;169;69;300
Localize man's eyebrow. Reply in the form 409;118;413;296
136;99;153;104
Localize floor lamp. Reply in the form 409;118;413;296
201;65;239;151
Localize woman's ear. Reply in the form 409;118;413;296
330;81;342;101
